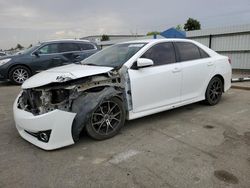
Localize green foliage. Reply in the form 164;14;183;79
101;34;110;41
184;18;201;31
147;31;161;36
176;24;183;31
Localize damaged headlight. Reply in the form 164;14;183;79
18;88;73;115
50;89;70;104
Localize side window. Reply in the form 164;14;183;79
199;48;210;58
37;44;59;54
141;42;176;66
175;42;201;61
59;43;80;53
79;43;95;50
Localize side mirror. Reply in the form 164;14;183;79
33;51;40;57
135;58;154;69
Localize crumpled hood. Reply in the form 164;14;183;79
22;64;113;89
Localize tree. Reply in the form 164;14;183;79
176;24;183;31
15;44;24;50
147;31;160;36
101;34;110;41
184;18;201;31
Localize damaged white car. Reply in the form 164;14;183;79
13;39;231;150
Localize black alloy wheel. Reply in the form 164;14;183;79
205;77;223;105
86;97;125;140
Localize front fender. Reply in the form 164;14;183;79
71;87;122;142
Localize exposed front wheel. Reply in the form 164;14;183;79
205;77;223;105
9;66;31;85
86;97;125;140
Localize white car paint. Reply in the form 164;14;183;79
13;94;76;150
22;64;113;89
128;62;182;113
125;39;231;120
13;39;232;150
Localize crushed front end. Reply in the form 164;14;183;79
13;71;124;150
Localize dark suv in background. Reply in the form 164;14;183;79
0;39;99;84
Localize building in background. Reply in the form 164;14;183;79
81;34;165;49
81;35;144;43
186;24;250;70
81;24;250;70
161;28;186;39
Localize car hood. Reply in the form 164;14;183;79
0;54;20;60
22;64;113;89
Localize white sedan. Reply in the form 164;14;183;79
13;39;231;150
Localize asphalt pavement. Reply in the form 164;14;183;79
0;81;249;188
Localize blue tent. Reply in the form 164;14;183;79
160;28;186;38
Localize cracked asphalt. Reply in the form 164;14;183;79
0;81;250;188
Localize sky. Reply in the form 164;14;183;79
0;0;250;49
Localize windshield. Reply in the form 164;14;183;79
16;43;42;55
81;43;146;68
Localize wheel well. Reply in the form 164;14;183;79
213;74;225;92
113;95;124;103
8;64;32;79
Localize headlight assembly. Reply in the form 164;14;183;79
0;58;11;66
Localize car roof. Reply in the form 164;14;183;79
120;38;197;44
42;39;91;44
120;38;218;57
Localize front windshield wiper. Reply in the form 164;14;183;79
82;63;98;66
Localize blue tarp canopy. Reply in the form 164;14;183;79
160;28;186;38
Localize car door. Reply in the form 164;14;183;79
174;42;215;102
31;43;63;72
78;42;98;60
128;42;182;113
58;43;82;65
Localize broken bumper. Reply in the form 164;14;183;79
13;95;76;150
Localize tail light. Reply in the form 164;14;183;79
228;58;232;64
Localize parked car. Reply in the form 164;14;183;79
13;39;232;150
0;39;99;84
0;52;6;57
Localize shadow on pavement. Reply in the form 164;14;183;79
0;81;16;87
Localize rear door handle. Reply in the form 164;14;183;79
74;55;81;59
52;57;61;60
207;62;214;66
172;67;181;73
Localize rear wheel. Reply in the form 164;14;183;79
85;97;125;140
9;65;31;85
205;77;223;105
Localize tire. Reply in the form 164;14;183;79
85;97;125;140
8;65;31;85
205;77;223;106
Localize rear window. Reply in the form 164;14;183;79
59;43;80;52
79;43;95;50
175;42;201;61
199;48;210;58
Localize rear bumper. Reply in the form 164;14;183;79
224;67;232;92
13;94;76;150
